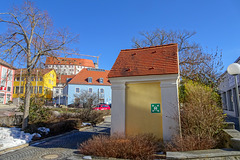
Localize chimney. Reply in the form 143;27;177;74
94;62;99;69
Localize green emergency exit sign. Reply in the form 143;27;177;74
151;103;161;113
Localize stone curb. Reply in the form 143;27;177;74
0;115;110;155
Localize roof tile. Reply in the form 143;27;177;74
108;44;179;78
69;68;111;86
45;57;95;68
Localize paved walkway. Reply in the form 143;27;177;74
0;116;111;160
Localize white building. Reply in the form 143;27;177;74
45;57;96;75
218;56;240;118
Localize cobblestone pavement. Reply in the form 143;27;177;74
0;116;111;160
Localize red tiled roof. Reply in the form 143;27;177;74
69;68;111;86
108;44;179;78
45;57;95;68
15;69;54;75
57;75;75;84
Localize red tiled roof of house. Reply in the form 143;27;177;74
45;57;95;68
69;68;111;86
15;69;54;75
108;43;179;78
57;75;75;84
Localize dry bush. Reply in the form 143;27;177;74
77;109;104;125
79;134;160;160
170;81;226;151
166;135;217;151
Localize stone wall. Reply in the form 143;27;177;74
0;115;23;126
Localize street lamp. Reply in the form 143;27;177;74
227;63;240;130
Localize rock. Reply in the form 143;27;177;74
51;111;61;117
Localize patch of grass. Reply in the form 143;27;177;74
79;134;160;160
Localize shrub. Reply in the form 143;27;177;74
79;134;160;160
48;119;82;135
77;109;104;125
19;95;51;124
170;80;226;151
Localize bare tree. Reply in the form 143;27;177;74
132;29;223;88
0;1;78;129
74;90;98;108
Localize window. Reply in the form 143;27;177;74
16;77;20;81
49;79;51;84
40;77;43;81
56;89;59;94
100;88;104;94
227;90;234;111
15;86;19;93
88;77;92;83
1;67;7;79
76;88;80;93
7;70;12;81
88;88;93;93
31;77;35;81
39;86;42;94
99;78;103;83
20;86;24;93
7;87;11;92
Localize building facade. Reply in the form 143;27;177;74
218;56;240;118
53;75;74;105
0;59;16;104
13;69;56;100
63;68;111;106
45;57;95;75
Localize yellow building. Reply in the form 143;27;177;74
13;69;56;99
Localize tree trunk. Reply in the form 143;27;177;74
22;64;31;130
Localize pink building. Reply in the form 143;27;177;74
0;59;16;104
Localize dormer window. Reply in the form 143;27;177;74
99;78;103;83
88;77;92;83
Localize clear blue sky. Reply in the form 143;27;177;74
0;0;239;71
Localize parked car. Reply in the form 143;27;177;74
92;104;111;110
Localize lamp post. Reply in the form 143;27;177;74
227;63;240;130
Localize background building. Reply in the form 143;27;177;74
53;75;74;105
218;56;240;118
13;69;56;101
0;59;16;104
45;57;97;105
63;68;111;106
45;57;95;75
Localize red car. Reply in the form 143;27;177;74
93;104;111;110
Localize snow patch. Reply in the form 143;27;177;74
38;127;50;135
81;123;91;126
0;127;50;151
